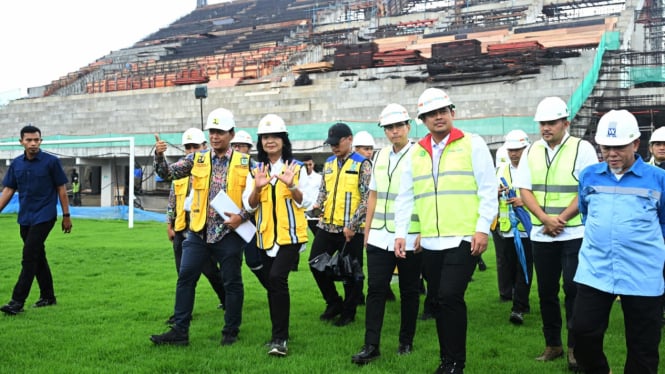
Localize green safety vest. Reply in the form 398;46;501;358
412;131;479;237
370;145;419;233
526;136;582;227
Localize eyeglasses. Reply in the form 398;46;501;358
184;144;201;150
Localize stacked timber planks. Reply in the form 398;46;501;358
333;43;377;70
373;49;426;67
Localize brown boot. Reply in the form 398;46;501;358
567;347;580;372
535;346;563;361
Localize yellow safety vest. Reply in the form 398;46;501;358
322;152;365;227
412;130;479;237
189;150;250;232
370;145;420;233
496;164;524;233
172;177;189;232
526;136;582;227
254;161;308;249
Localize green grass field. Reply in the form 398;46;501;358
0;215;658;373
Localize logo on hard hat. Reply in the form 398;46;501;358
607;121;617;137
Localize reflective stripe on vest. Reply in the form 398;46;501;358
189;150;250;232
172;177;189;232
370;146;419;233
412;133;479;237
526;136;582;227
255;161;308;249
496;164;524;233
322;152;365;227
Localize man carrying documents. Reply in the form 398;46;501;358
150;108;251;347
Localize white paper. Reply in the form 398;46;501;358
209;189;256;243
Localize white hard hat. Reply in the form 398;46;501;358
205;108;235;131
417;88;454;117
181;128;206;145
257;114;287;134
595;109;640;146
533;97;569;122
353;131;376;147
230;130;253;145
650;127;665;143
379;103;410;126
503;129;530;150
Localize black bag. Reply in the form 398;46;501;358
308;252;331;272
325;243;365;282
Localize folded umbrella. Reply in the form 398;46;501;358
501;177;532;234
508;204;529;284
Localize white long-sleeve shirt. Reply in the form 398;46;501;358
394;132;498;250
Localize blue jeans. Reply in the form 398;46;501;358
532;238;581;348
173;232;244;336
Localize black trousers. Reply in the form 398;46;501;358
423;242;477;367
173;231;225;304
571;284;662;374
309;229;364;317
491;230;533;313
12;219;57;304
262;244;300;341
364;244;422;347
532;238;581;348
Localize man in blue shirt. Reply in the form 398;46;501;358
0;125;73;315
572;110;665;374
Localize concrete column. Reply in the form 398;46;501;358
100;161;114;207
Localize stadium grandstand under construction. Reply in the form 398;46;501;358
0;0;663;210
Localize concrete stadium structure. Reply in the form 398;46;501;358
0;0;662;210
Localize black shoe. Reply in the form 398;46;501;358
0;300;24;316
268;339;288;356
221;333;238;346
397;343;413;355
351;344;380;365
509;311;524;325
334;314;355;327
33;298;57;308
319;301;343;321
434;360;464;374
150;327;189;346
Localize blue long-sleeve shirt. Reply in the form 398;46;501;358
575;155;665;296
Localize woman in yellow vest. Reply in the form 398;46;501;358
243;114;311;357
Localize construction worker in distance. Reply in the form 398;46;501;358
150;107;251;347
571;110;665;374
394;88;498;374
243;114;313;357
309;122;371;327
512;97;598;370
231;130;253;154
648;126;665;169
491;129;533;325
164;128;226;325
351;103;422;365
229;129;271;288
353;130;376;160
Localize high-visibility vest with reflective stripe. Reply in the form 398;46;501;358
412;133;478;237
322;152;365;227
172;177;189;232
254;161;308;249
496;164;525;233
526;136;582;227
189;150;250;232
370;145;420;233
